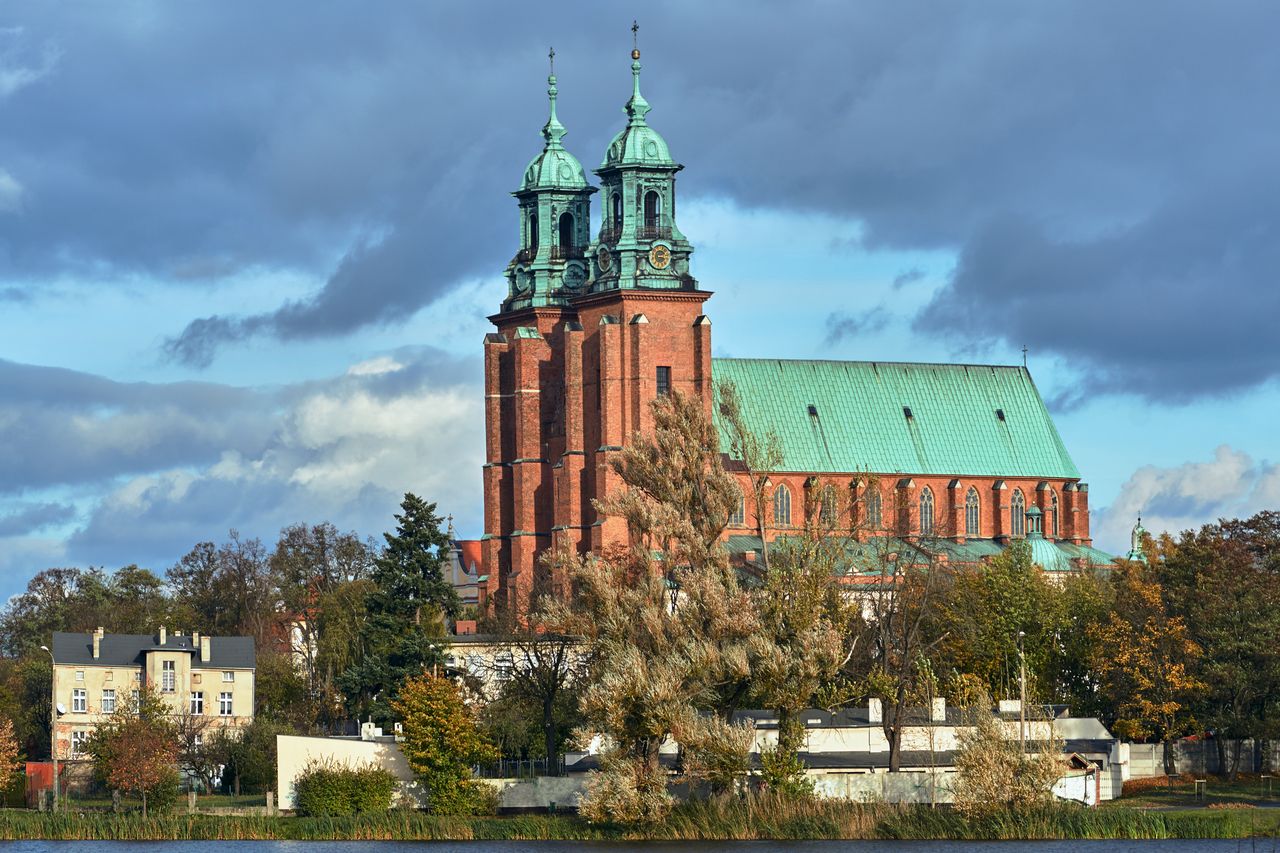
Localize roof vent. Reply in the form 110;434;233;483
807;404;818;417
903;406;913;419
996;408;1006;421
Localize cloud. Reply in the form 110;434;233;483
892;268;926;290
0;500;75;537
0;26;59;98
0;1;1276;399
824;308;891;346
1093;445;1280;553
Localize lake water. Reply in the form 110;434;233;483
3;842;1279;853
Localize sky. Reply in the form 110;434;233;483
1;1;1278;600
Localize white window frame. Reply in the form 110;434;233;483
162;660;176;693
72;688;87;713
222;670;235;683
75;670;84;682
101;689;116;714
190;691;204;716
70;730;88;757
218;692;233;717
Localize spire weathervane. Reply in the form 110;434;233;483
632;20;639;58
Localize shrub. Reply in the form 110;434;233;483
293;759;397;817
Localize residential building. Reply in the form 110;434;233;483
50;627;256;763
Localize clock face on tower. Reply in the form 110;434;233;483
648;244;671;270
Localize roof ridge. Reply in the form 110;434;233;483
712;357;1028;371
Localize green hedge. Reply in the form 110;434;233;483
292;760;397;817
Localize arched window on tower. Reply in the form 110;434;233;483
1049;489;1060;538
528;212;539;252
558;211;574;254
1011;488;1026;538
773;484;792;528
820;485;838;528
919;487;935;536
612;192;622;228
965;487;980;537
643;190;661;230
867;489;883;530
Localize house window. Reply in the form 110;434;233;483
71;730;88;757
1049;489;1060;538
75;670;84;682
820;485;838;528
494;652;514;682
656;366;671;397
162;660;176;693
190;692;204;716
218;692;233;717
131;690;140;707
101;689;116;715
72;688;86;713
867;489;883;530
965;487;980;537
728;491;745;526
773;484;792;527
1011;489;1026;538
222;671;235;683
919;487;935;536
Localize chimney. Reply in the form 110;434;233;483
158;626;167;645
200;636;211;661
92;626;104;659
932;697;947;722
868;698;883;724
192;631;201;653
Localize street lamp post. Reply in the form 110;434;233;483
38;644;57;813
1017;631;1027;755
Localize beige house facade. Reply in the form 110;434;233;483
50;627;256;762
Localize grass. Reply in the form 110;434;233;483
1113;773;1280;809
1;795;1278;841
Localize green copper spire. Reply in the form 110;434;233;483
542;47;568;148
1126;515;1149;563
625;22;651;126
519;47;588;192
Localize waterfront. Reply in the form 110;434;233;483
3;841;1280;853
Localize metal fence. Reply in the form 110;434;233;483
472;756;566;779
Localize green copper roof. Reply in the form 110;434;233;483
711;359;1080;479
600;53;675;170
520;68;588;192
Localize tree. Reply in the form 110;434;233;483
85;687;179;817
716;379;784;571
952;700;1064;816
218;717;291;795
1090;561;1203;775
544;390;758;821
168;532;276;645
861;537;947;773
0;716;20;797
342;494;459;721
393;672;497;815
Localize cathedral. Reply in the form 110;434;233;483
462;43;1115;614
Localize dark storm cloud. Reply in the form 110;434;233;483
0;500;74;536
2;2;1278;398
824;308;891;346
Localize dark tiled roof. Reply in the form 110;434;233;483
51;632;255;670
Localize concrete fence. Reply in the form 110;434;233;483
1127;739;1280;778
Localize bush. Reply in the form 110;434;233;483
293;759;397;817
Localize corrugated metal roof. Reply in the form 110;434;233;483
52;632;255;670
711;359;1079;479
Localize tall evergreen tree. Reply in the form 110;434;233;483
341;493;459;721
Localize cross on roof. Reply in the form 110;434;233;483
548;46;555;74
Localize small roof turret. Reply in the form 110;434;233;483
520;48;589;192
1025;506;1073;573
1126;515;1149;563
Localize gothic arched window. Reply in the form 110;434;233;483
773;484;792;528
644;190;661;229
1049;489;1060;538
728;490;745;527
867;489;883;530
820;485;838;528
919;487;935;536
965;487;980;537
558;211;574;250
528;213;539;251
1011;489;1026;538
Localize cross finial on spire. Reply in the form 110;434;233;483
1022;345;1028;367
632;19;639;53
548;46;555;75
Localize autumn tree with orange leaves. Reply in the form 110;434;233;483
1090;561;1202;775
0;716;20;796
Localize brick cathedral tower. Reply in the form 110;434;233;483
482;39;713;613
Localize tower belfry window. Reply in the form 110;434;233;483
612;192;622;227
528;213;539;250
558;211;574;251
644;190;661;229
